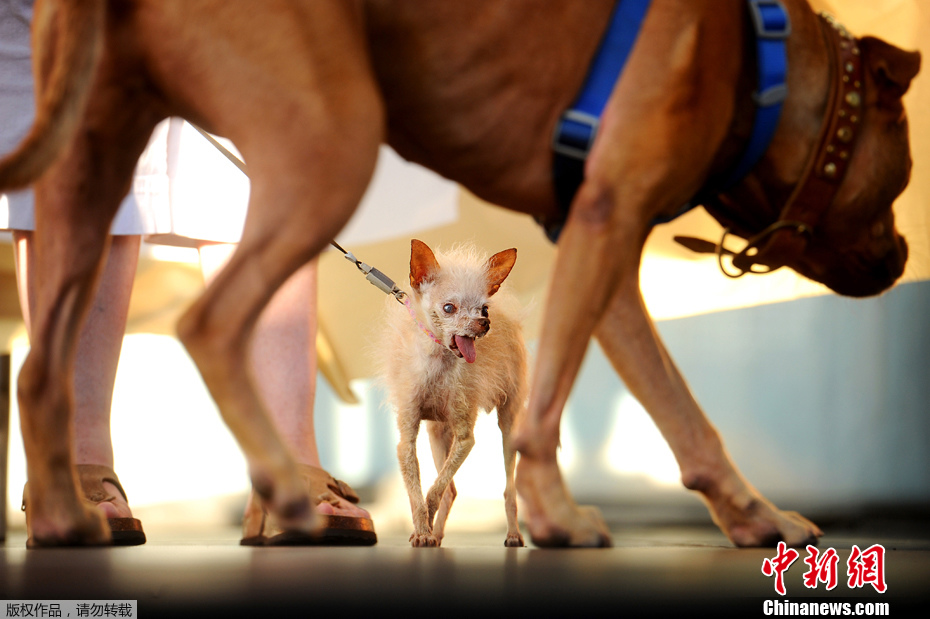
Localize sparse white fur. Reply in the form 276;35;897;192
378;240;527;547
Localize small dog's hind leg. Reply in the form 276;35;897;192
497;404;525;547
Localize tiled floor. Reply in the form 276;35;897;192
2;516;928;616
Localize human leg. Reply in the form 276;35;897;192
14;230;145;539
198;246;373;543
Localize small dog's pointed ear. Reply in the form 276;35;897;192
486;248;517;296
410;239;441;291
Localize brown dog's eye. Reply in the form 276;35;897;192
443;303;456;314
481;306;489;318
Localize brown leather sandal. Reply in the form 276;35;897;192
240;464;377;546
77;464;146;545
21;464;146;546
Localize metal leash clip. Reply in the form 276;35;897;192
331;241;407;304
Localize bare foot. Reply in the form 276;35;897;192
90;481;134;520
315;492;371;519
515;455;612;547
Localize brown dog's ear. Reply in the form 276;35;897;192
860;36;921;112
410;239;441;291
485;248;517;296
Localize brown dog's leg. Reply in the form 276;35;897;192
176;141;381;538
171;0;383;540
512;2;750;548
19;81;160;546
595;280;822;547
425;420;456;545
510;188;629;548
514;0;819;546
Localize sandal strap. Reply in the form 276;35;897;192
76;464;131;504
21;464;130;511
297;464;360;504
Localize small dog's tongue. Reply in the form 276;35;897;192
454;335;477;363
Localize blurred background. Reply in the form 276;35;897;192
1;0;928;538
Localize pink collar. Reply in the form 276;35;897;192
403;295;443;346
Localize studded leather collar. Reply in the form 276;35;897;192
678;12;866;278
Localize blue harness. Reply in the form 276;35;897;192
547;0;790;243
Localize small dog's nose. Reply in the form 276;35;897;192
476;318;490;335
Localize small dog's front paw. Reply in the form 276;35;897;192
504;532;525;548
409;532;441;548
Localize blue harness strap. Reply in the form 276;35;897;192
551;0;653;161
547;0;790;242
720;0;790;188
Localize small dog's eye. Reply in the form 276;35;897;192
481;306;489;318
443;303;456;314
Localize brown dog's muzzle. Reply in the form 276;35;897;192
799;231;908;298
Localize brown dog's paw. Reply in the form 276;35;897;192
516;457;613;548
729;509;823;549
26;504;111;548
708;491;823;548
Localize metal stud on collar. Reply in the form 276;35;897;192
814;13;863;183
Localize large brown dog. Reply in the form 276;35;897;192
0;0;919;548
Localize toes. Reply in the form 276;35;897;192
93;500;122;520
87;482;134;520
315;497;371;519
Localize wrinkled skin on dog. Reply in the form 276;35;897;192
0;0;919;548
